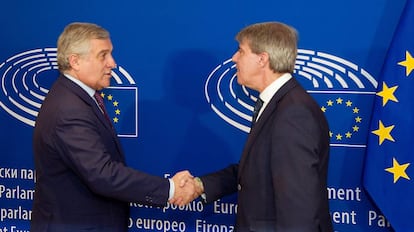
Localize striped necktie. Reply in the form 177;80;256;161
94;91;112;125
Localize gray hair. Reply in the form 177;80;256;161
57;22;110;72
235;22;298;73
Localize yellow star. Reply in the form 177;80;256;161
346;100;352;107
115;109;121;115
385;157;410;183
113;101;119;107
107;95;113;101
355;116;362;123
113;117;119;123
353;125;359;132
336;98;343;104
345;132;352;138
329;131;333;138
398;51;414;76
336;134;343;140
353;107;360;114
321;106;327;112
371;120;395;145
376;82;398;106
327;100;334;106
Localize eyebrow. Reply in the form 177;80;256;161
97;49;111;56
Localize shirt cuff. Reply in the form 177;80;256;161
168;178;174;200
201;193;207;202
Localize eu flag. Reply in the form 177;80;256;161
363;1;414;231
101;86;138;138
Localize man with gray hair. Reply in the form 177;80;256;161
31;22;196;231
173;22;333;232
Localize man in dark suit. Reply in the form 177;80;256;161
31;22;196;232
174;22;333;231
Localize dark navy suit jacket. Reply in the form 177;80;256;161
201;78;333;232
31;75;169;231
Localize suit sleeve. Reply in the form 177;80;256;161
53;107;169;206
271;104;328;231
200;164;238;203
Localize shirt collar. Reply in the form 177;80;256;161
63;73;96;98
255;73;292;120
259;73;292;104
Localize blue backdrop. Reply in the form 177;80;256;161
0;0;407;231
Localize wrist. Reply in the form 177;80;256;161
194;177;204;193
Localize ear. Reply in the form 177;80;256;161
68;54;81;71
258;52;269;67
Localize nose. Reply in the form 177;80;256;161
108;55;117;69
232;51;239;63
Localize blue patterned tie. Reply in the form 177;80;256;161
251;97;264;127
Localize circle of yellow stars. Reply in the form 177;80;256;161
321;97;361;141
100;92;121;124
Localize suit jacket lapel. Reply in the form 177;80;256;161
238;78;299;176
58;75;125;159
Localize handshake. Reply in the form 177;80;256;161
169;170;204;206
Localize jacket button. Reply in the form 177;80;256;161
237;184;242;191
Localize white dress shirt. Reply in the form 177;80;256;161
256;73;292;121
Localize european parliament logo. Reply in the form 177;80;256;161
205;49;378;147
0;48;138;138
